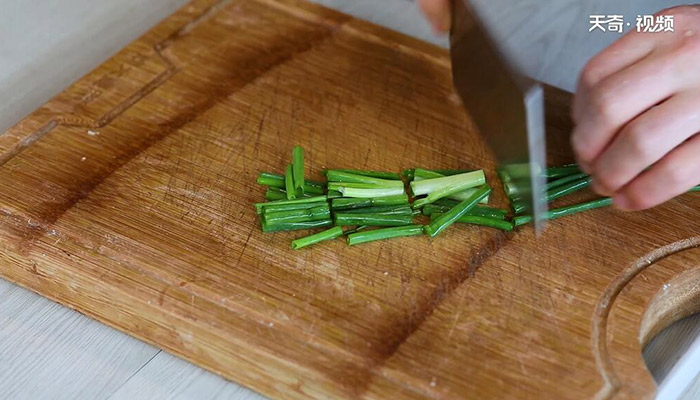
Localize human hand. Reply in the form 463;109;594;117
572;6;700;211
417;0;451;33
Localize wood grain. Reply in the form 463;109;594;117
1;0;699;399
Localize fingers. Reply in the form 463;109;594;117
417;0;451;33
614;133;700;211
571;49;682;172
591;92;700;195
574;31;658;105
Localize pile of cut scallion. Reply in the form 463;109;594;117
255;146;696;250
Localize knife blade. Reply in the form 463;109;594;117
449;0;547;232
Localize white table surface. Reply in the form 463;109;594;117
0;0;693;399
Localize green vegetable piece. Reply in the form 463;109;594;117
547;176;592;203
341;205;413;215
292;146;305;194
334;213;414;227
545;173;589;191
545;164;581;179
291;226;343;250
257;172;325;195
263;205;330;225
410;170;486;197
326;170;404;189
430;213;513;231
261;219;333;233
424;186;491;237
327;169;401;180
265;187;287;201
254;195;327;215
331;195;409;210
513;197;613;227
347;225;424;245
284;164;296;200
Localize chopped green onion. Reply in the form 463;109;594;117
327;169;401;180
291;226;343;250
422;204;508;220
410;170;486;197
255;195;327;214
545;172;588;191
340;205;413;215
342;225;371;236
263;205;330;225
547;176;592;203
261;219;333;233
413;168;473;180
546;165;580;179
265;187;287;201
284;164;296;200
334;213;413;227
331;195;409;210
430;213;513;231
424;186;491;238
292;146;305;194
337;186;405;198
430;169;473;176
347;225;424;245
513;197;613;227
413;176;486;209
401;168;415;182
257;172;325;195
413;168;445;180
326;170;404;188
327;190;343;198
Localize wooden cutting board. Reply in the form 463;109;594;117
2;0;700;398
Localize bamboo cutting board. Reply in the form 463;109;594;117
3;0;700;398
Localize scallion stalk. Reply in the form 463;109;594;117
291;226;343;250
255;195;327;214
513;198;613;227
546;164;580;179
292;146;305;194
326;170;404;188
261;219;332;233
337;186;405;198
340;205;413;215
327;169;401;180
422;204;508;220
334;213;413;227
331;195;409;210
410;170;486;197
256;172;325;195
545;172;588;191
424;186;491;237
284;164;296;200
547;176;592;203
413;177;486;209
347;225;424;245
265;187;287;201
263;205;330;225
430;213;513;231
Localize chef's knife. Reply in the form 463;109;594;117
449;0;547;231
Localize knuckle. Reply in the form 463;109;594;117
579;62;601;89
590;91;617;125
627;192;653;210
664;162;690;187
595;174;617;193
622;123;654;160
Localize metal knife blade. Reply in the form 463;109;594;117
449;0;547;231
